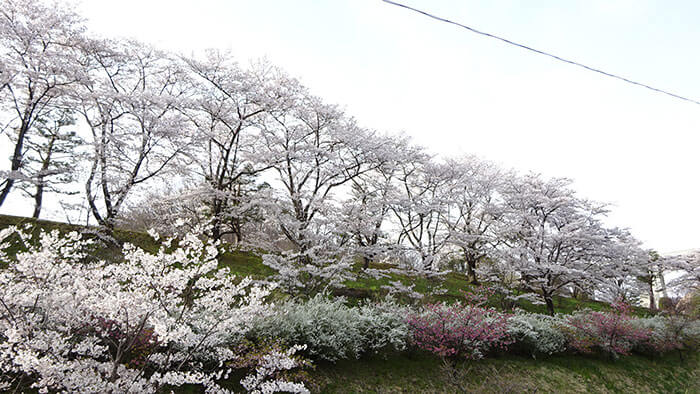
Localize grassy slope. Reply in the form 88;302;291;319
315;352;699;393
2;214;696;393
0;214;632;314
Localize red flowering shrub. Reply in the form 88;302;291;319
564;301;651;358
406;288;512;359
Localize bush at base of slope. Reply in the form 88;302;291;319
507;311;568;357
248;294;410;362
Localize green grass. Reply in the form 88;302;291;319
218;248;277;278
172;351;698;393
313;351;699;393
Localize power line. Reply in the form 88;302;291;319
381;0;700;106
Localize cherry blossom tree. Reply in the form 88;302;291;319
0;0;86;207
254;74;391;291
667;251;700;295
389;155;454;271
442;155;508;283
638;250;664;310
344;178;393;268
258;92;377;251
115;184;212;234
180;53;276;242
340;134;417;269
595;232;649;305
76;38;192;232
498;174;623;315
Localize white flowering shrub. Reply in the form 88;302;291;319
632;315;700;355
357;297;411;355
507;312;567;357
683;319;700;347
250;295;363;362
249;295;409;362
0;226;307;393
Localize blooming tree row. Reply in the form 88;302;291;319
0;0;695;309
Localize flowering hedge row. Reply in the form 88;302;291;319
409;300;700;361
405;298;699;361
250;290;700;364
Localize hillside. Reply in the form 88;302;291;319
2;214;697;393
314;352;699;393
0;214;623;314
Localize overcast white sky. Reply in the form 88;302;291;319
2;0;699;254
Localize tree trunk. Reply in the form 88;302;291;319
32;180;44;218
573;287;590;301
648;281;656;311
362;255;371;270
0;133;27;208
32;139;54;219
211;221;221;241
658;269;669;299
0;179;14;208
422;255;432;271
464;251;479;284
230;215;243;245
466;261;479;284
544;295;555;316
209;196;224;241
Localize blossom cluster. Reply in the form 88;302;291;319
238;343;311;394
0;226;306;393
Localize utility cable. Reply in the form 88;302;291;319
382;0;700;106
